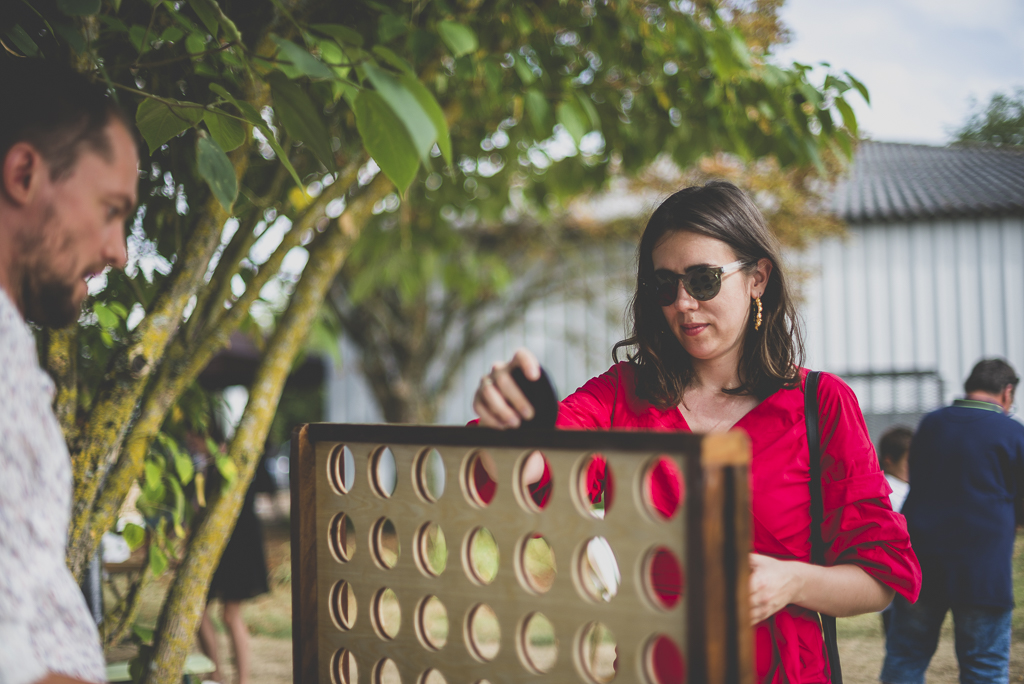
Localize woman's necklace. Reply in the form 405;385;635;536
679;385;760;433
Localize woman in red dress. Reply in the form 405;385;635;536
473;181;921;683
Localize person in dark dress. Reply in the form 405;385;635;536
190;435;270;684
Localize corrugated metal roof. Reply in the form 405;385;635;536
833;141;1024;223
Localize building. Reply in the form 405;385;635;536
795;141;1024;435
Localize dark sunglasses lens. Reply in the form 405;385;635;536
683;267;721;301
654;273;678;306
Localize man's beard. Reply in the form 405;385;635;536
21;270;80;328
17;202;82;328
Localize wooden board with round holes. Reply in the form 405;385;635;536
291;424;752;684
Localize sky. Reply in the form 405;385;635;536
772;0;1024;146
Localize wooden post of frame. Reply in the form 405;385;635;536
291;424;752;684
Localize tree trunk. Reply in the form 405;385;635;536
141;178;389;684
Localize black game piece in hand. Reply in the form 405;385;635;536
511;366;559;429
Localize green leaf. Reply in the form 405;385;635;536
354;90;419;195
185;0;220;37
267;72;336;171
398;73;451;165
203;110;246;151
174;451;195;484
149;545;168;576
122;523;145;551
53;23;86;53
169;478;185;525
372;46;414;75
196;135;238;211
437;20;477;58
56;0;101;16
132;625;154;643
135;98;203;153
270;35;335;80
186;32;206;55
144;461;162;490
108;301;128;318
5;25;40;57
128;25;150;55
215;456;238;487
575;91;600;130
833;96;858;138
160;26;185;43
512;54;536;85
310;23;363;47
93;302;119;330
210;84;257;120
378;14;408;43
363;62;437;163
525;88;551;137
845;71;870;105
556;100;587;145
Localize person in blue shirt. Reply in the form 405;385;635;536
881;358;1024;684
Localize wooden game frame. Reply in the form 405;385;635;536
291;424;752;684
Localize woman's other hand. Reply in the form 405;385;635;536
472;348;541;428
749;553;803;625
749;552;895;625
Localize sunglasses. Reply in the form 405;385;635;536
647;259;748;305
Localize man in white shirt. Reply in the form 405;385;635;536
0;59;138;684
879;426;912;513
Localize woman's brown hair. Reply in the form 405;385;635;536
613;180;804;405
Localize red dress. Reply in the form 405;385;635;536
555;362;921;684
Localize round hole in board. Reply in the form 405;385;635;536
577;622;617;684
643;634;686;684
642;456;684;520
373;658;402;684
577;536;620;603
518;533;556;594
415;595;449;651
328;580;357;631
327;512;356;563
418;670;447;684
643;546;684;610
327;444;356;495
464;527;499;585
371;517;401;570
519;611;558;674
465;603;501;662
329;648;357;684
371;587;402;640
578;453;614;519
414;448;446;502
414;521;447;578
370;446;398;498
517;450;552;511
463;450;497;507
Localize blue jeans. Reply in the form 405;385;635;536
880;594;1012;684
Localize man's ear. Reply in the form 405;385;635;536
2;142;46;206
1002;385;1016;414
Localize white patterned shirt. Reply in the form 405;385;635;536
0;288;105;684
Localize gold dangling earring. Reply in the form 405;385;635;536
754;296;763;331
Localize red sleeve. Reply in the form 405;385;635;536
555;364;625;429
817;372;922;602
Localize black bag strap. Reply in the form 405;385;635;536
805;370;843;684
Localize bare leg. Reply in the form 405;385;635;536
198;602;224;683
223;600;250;684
